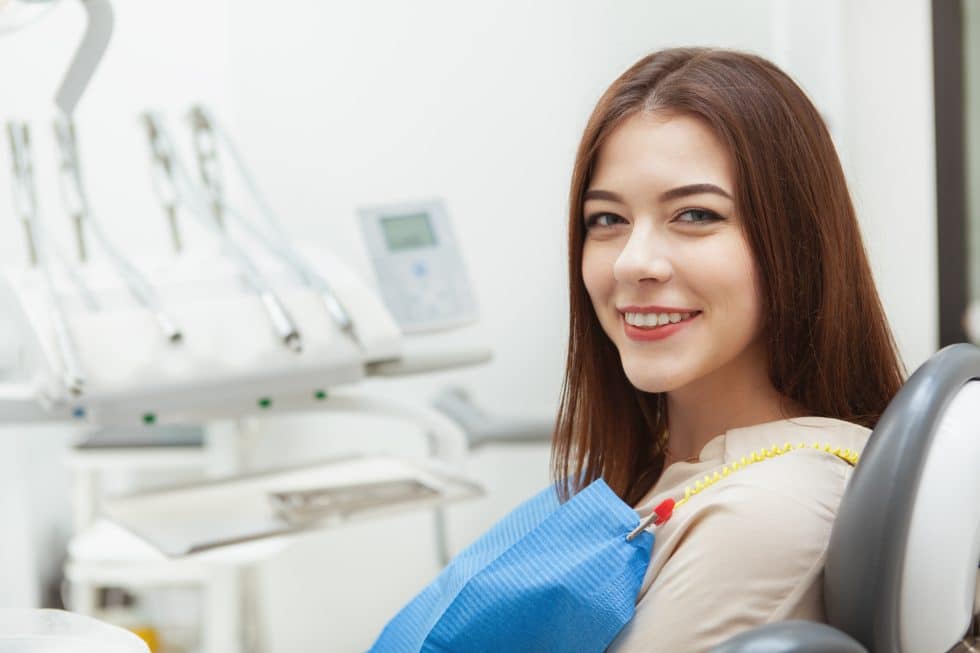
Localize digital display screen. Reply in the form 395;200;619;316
380;213;438;251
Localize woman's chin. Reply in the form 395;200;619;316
622;371;681;394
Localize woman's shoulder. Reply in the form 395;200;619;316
700;416;870;516
720;416;872;466
647;416;873;521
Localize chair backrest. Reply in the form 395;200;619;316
825;342;980;652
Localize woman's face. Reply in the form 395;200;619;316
581;110;767;396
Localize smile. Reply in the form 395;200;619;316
622;312;701;342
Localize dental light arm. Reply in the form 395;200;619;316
55;0;113;116
0;0;114;115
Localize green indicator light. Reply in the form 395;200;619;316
143;413;156;425
314;390;327;401
258;397;273;409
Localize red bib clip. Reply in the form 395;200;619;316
652;498;675;526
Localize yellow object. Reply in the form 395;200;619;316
673;441;861;510
129;626;160;653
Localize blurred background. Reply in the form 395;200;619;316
0;0;975;651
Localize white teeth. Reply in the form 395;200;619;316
624;311;698;328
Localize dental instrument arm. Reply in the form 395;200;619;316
6;121;85;395
187;106;359;345
8;121;98;310
140;113;303;353
53;115;183;343
218;201;358;344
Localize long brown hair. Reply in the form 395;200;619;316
552;47;908;505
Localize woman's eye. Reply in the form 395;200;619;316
584;213;624;229
676;208;721;224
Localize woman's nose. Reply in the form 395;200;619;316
613;228;672;284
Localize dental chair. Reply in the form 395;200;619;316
712;342;980;653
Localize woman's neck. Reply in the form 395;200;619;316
663;370;808;464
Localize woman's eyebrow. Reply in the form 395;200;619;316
584;183;733;203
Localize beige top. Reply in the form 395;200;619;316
608;416;873;653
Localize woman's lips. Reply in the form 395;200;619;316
623;312;700;341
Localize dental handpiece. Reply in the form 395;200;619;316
57;115;183;343
53;119;88;261
141;114;184;253
219;202;358;344
144;112;303;353
189;105;359;346
6;122;40;266
48;291;86;396
11;121;99;309
6;121;86;395
189;108;225;231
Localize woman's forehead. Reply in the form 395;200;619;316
589;111;735;197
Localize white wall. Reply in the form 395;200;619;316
840;0;938;372
0;1;939;651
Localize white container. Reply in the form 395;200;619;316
0;610;150;653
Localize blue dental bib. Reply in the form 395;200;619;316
369;478;653;653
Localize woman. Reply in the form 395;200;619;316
370;46;910;653
554;46;908;650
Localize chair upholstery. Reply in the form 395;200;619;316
710;621;868;653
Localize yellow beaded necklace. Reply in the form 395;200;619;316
674;440;860;510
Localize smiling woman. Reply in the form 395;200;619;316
551;46;909;651
580;110;783;467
